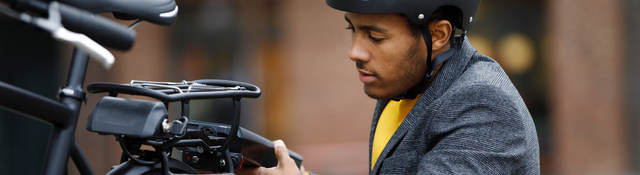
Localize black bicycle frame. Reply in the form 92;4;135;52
0;47;94;175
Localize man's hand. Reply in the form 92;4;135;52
236;140;305;175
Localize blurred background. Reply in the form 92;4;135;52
0;0;638;174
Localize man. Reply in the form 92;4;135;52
246;0;540;174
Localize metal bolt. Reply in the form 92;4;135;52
418;13;425;20
470;16;474;23
192;156;199;163
219;159;226;166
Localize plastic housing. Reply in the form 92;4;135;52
87;96;167;138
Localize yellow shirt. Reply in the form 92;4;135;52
371;95;421;170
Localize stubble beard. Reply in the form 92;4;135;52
365;39;424;99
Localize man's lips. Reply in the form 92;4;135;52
358;69;376;83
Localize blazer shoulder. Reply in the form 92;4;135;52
433;53;529;122
456;54;512;88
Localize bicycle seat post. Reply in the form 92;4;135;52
44;47;91;175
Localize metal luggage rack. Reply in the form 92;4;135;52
86;79;262;174
87;79;261;102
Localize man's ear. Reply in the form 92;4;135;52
428;20;452;51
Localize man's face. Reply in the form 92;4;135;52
345;13;427;99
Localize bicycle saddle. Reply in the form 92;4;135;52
59;0;177;25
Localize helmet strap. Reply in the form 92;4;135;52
423;26;435;80
390;25;460;101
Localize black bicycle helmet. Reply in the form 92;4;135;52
327;0;480;30
326;0;481;99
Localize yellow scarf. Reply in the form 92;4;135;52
371;95;421;170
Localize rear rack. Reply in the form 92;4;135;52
87;79;261;102
87;79;261;173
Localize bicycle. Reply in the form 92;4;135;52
0;0;302;174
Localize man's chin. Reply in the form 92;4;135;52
363;86;395;100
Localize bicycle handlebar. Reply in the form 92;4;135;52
7;0;136;50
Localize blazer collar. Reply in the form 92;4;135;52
370;38;476;174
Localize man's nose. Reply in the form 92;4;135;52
349;38;370;62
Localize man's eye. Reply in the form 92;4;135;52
368;34;384;42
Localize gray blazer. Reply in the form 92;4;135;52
369;39;540;175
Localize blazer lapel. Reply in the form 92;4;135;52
369;100;387;174
370;98;422;175
370;38;477;175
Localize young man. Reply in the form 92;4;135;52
245;0;540;174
